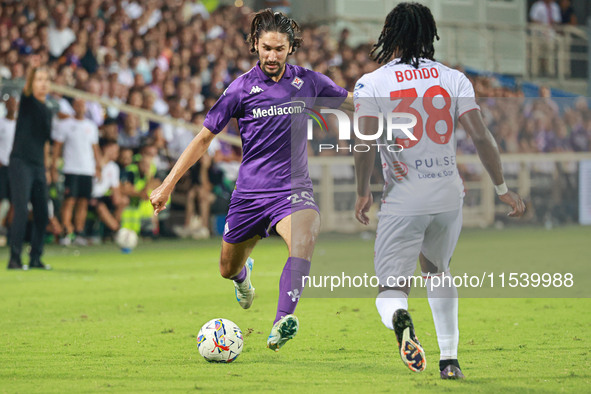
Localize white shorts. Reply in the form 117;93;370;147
374;208;463;286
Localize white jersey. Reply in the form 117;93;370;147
354;58;479;215
0;117;16;166
92;161;120;198
52;117;99;176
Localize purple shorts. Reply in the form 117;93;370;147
223;189;319;244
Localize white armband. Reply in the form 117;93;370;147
494;182;508;195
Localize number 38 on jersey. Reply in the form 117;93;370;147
390;85;453;149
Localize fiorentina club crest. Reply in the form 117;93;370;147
291;77;304;90
287;289;300;302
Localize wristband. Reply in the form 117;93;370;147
494;182;508;195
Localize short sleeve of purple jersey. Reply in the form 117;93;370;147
203;80;243;134
313;71;348;108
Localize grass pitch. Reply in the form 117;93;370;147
0;226;590;393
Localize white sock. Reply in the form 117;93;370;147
375;290;408;330
424;272;459;360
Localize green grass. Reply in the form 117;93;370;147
0;227;590;393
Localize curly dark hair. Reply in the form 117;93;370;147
247;8;303;55
370;2;439;68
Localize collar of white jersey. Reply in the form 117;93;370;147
390;57;432;66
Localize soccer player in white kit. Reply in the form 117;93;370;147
353;3;525;379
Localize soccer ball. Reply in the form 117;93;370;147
115;228;138;252
197;318;243;363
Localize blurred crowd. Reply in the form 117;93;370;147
461;80;588;224
0;1;590;243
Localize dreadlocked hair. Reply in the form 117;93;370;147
247;8;302;55
370;2;439;68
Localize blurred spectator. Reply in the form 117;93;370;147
85;77;105;126
529;0;561;76
48;3;76;59
162;96;194;159
89;139;128;236
173;153;215;239
51;98;100;246
80;30;101;74
120;143;162;235
530;0;561;26
559;0;577;25
0;96;17;236
118;114;144;150
117;147;134;174
101;118;120;141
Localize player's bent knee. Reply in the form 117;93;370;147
289;235;317;260
219;265;235;279
219;259;243;279
419;252;439;274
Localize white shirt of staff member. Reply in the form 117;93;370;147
52;117;99;176
0;116;16;166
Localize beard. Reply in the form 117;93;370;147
261;60;284;78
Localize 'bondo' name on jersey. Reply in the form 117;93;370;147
394;67;440;83
252;101;305;118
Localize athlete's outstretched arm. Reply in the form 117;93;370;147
459;110;525;217
339;92;355;112
353;116;379;225
23;55;41;96
149;127;216;215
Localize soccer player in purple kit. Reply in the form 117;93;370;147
149;9;353;351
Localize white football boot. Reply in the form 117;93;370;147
267;314;299;351
233;257;255;309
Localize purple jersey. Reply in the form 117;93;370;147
204;62;347;194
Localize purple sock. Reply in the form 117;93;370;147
231;266;247;283
274;257;311;324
